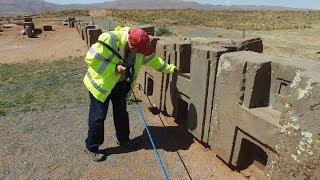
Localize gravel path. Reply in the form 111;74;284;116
0;98;244;179
0;104;164;179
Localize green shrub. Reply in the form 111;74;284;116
156;26;172;36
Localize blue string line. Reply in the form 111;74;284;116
134;102;170;180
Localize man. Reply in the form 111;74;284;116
83;26;177;162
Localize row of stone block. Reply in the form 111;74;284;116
23;15;32;23
74;21;155;47
137;36;320;178
139;37;263;142
75;21;102;47
63;17;76;27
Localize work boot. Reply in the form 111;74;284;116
116;139;139;150
83;145;106;162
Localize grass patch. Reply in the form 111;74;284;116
156;26;173;36
0;56;89;116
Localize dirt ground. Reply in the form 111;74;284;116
0;20;87;64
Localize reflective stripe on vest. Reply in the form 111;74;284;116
86;71;107;94
88;48;115;74
98;54;114;74
108;31;117;49
157;62;168;72
142;52;155;65
88;31;118;74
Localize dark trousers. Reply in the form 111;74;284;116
85;81;131;152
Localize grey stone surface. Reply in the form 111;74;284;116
266;57;320;179
209;52;281;168
191;38;232;47
232;37;263;53
84;25;95;45
161;41;191;117
136;24;155;36
160;41;177;115
80;24;89;40
208;51;320;178
188;46;230;141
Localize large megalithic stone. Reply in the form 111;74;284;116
81;25;95;41
24;16;32;22
23;22;34;30
160;40;191;117
208;51;280;178
25;26;34;38
68;17;75;28
85;26;96;45
43;25;53;31
137;36;162;96
187;46;231;142
209;51;320;179
87;28;102;47
233;37;263;53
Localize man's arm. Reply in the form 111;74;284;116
144;55;177;74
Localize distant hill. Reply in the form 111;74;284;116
0;0;314;15
0;0;62;15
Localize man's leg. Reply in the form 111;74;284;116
85;92;110;152
110;82;131;143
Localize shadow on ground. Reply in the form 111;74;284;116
101;126;194;156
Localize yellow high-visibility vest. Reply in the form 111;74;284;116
83;26;175;102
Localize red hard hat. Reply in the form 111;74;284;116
128;28;153;56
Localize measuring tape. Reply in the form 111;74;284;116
134;101;170;180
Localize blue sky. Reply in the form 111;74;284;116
46;0;320;9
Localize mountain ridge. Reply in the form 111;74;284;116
0;0;315;15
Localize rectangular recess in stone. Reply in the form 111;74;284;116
276;79;290;96
176;43;191;73
269;61;300;112
231;131;269;170
146;75;154;96
242;62;271;109
137;67;146;93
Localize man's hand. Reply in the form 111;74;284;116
116;64;127;74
